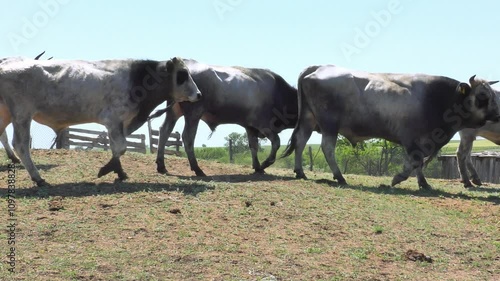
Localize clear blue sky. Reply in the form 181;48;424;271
1;0;500;148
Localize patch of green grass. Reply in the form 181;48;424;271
306;247;323;254
373;225;384;234
347;247;370;260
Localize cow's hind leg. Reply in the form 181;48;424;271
259;131;280;172
246;127;262;173
0;105;19;163
155;107;180;174
98;125;127;181
11;117;47;186
293;123;313;180
1;132;19;163
321;133;347;185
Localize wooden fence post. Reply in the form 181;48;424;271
229;139;234;163
309;145;313;171
175;131;180;154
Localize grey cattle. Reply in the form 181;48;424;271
0;57;201;186
282;65;500;189
1;51;52;164
152;59;298;176
457;108;500;187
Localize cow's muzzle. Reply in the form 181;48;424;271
189;91;202;102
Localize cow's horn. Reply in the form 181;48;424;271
469;75;477;85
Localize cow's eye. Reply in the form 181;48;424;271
177;70;188;85
476;92;489;108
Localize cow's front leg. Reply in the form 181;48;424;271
183;116;205;176
260;132;280;172
415;166;431;189
392;150;423;188
321;133;347;185
155;106;180;174
98;125;127;181
12;117;47;186
466;159;482;186
456;136;474;187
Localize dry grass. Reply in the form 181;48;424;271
0;149;499;281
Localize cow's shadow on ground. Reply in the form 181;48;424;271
7;180;216;198
174;173;297;184
314;178;500;205
0;164;58;173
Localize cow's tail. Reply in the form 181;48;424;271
148;108;168;120
148;101;176;120
281;66;316;158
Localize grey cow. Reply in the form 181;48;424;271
152;59;298;176
457;111;500;187
0;51;51;163
282;65;500;189
0;57;201;186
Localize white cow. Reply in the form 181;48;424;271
0;57;201;186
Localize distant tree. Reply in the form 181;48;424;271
225;132;248;154
335;137;404;176
224;132;266;154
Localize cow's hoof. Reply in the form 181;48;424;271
260;160;274;171
295;173;307;180
10;157;21;164
254;169;266;175
471;178;482;186
97;166;112;178
195;170;207;177
419;183;432;190
337;179;348;186
463;181;474;188
157;166;168;174
117;171;128;181
35;179;50;187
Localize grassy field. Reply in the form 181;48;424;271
189;138;500;175
0;149;499;280
439;139;500;155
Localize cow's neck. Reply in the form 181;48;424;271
125;60;171;135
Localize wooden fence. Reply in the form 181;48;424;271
438;152;500;184
58;127;147;154
147;120;183;156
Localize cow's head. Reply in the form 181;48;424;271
165;57;201;103
457;75;500;128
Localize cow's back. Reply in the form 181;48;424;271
301;66;460;143
186;61;297;130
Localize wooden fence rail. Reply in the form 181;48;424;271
59;127;147;154
438;152;500;184
147;120;183;156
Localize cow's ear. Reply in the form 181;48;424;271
166;60;174;73
457;83;471;95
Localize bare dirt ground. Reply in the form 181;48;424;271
0;149;499;281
